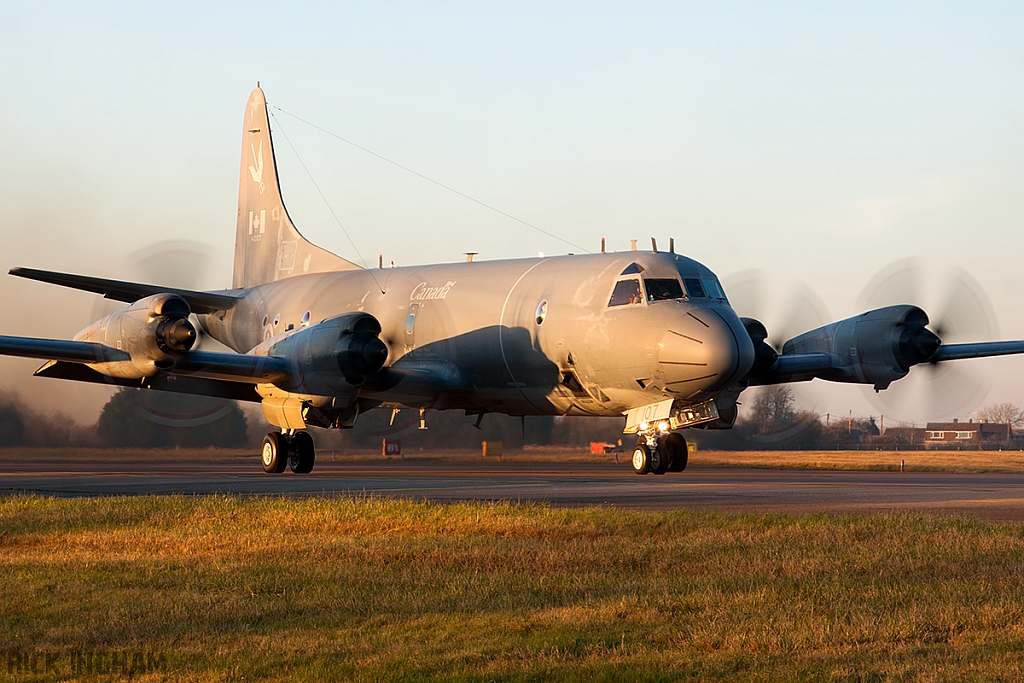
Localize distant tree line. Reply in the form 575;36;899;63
689;387;1023;451
0;393;90;446
4;384;1022;451
96;389;250;448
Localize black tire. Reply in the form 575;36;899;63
289;432;316;474
261;432;288;474
665;432;689;472
631;442;651;475
649;440;669;475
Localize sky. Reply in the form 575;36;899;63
2;1;1024;425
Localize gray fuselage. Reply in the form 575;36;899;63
200;251;755;417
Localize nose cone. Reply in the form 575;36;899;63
658;306;754;395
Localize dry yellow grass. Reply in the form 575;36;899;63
3;496;1024;681
690;449;1024;473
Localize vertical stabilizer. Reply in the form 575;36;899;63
233;87;360;289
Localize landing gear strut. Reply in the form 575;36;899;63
631;429;688;476
261;431;316;474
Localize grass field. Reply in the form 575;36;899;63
4;496;1024;681
689;449;1024;473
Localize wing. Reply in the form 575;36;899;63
751;342;1024;386
0;335;295;385
35;361;264;402
9;267;241;314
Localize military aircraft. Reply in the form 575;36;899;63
4;86;1024;476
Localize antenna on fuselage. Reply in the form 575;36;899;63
651;238;659;253
669;237;675;254
601;238;606;253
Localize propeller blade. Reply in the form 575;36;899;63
922;361;989;422
859;259;996;422
723;269;831;351
857;257;922;312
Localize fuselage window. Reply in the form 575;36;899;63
608;278;644;307
682;278;707;298
406;313;416;335
644;278;684;302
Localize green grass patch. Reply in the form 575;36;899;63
3;496;1024;681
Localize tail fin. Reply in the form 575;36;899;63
233;86;360;289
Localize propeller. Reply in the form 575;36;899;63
87;240;227;351
723;269;832;352
85;240;236;429
722;269;832;420
857;258;997;422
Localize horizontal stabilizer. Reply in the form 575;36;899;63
9;267;241;313
0;335;130;364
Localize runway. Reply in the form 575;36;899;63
3;451;1024;521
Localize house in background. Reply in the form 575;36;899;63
884;419;1013;449
922;419;1011;448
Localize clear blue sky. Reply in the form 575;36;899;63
2;1;1023;423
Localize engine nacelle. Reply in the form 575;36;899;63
739;317;779;376
781;304;940;390
260;312;388;398
74;293;197;379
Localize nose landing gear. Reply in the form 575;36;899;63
631;430;688;476
261;431;316;474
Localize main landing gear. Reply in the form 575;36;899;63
261;431;316;474
631;431;688;475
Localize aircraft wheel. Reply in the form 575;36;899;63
289;432;316;474
631;442;651;475
665;433;689;472
261;432;289;474
649;441;669;475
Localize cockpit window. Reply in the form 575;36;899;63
644;278;684;301
608;278;643;306
682;278;706;298
620;262;645;275
702;278;727;301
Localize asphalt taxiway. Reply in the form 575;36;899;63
2;451;1024;521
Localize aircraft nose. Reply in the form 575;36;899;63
657;307;754;394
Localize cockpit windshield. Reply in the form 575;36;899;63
682;278;706;298
702;277;727;301
608;278;643;306
644;278;684;301
682;277;728;302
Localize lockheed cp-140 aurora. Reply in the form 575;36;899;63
4;86;1024;475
